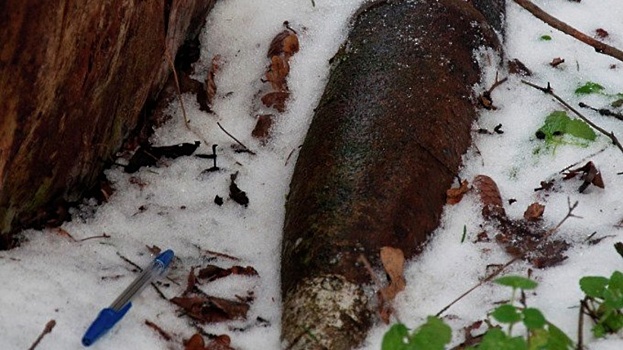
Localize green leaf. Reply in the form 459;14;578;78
592;322;606;338
565;118;596;141
580;276;609;298
603;313;623;333
609;271;623;291
545;322;574;350
478;328;528;350
494;276;538;290
536;111;596;143
540;35;552;41
381;323;409;350
410;316;452;350
492;304;522;324
575;81;605;95
522;308;546;330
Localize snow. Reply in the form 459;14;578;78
1;0;622;349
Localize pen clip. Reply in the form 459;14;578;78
82;302;132;346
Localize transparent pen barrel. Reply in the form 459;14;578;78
110;260;166;311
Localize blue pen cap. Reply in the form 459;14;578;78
82;303;132;346
156;249;174;270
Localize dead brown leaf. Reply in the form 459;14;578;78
563;161;604;192
261;91;289;112
206;335;235;350
197;265;259;282
378;247;406;323
446;179;470;205
265;55;290;91
251;114;274;142
267;29;299;58
523;202;545;222
171;295;250;324
185;333;206;350
550;57;565;67
379;247;406;300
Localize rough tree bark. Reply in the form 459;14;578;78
281;0;504;348
0;0;216;247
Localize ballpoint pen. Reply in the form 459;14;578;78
82;249;175;346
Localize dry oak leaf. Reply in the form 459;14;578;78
265;55;290;91
378;247;406;324
261;91;290;113
171;295;250;324
446;179;470;205
523;202;545;222
267;29;299;58
379;246;406;300
251;114;274;142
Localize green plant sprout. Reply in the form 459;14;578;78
470;275;573;350
382;316;452;350
381;276;574;350
580;271;623;337
534;111;595;152
575;81;623;99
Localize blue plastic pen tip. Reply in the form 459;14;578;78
82;303;132;346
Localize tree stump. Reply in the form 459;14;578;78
0;0;216;247
281;0;504;348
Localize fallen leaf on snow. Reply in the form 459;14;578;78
229;172;249;207
261;91;289;112
563;161;604;193
446;179;470;205
267;29;299;58
171;295;250;323
251;114;274;142
378;247;406;323
523;202;545;222
197;265;259;282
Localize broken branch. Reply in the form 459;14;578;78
521;80;623;154
513;0;623;63
437;198;580;316
217;122;257;155
28;319;56;350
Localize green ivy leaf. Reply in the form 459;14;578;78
381;323;409;350
540;35;552;41
410;316;452;350
604;313;623;333
536;111;595;143
522;308;546;330
492;304;522;324
494;276;538;290
478;328;528;350
580;276;609;298
565;118;596;141
609;271;623;291
575;81;605;95
546;322;575;350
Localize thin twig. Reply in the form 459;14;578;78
437;198;580;316
78;233;111;242
165;49;191;129
558;146;608;174
521;80;623;154
579;102;623;122
145;319;172;341
513;0;623;63
217;122;257;155
577;299;585;350
28;319;56;350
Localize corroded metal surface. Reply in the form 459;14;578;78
281;0;503;348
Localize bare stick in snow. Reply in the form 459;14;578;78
521;80;623;155
513;0;623;63
28;319;56;350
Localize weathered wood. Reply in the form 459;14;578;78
281;0;503;348
0;0;216;246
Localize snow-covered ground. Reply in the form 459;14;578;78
1;0;623;349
